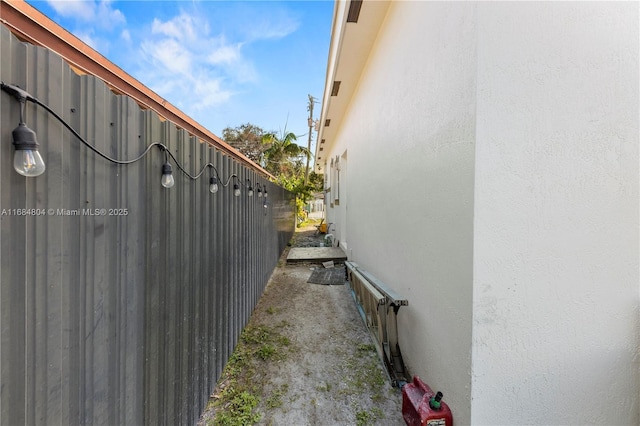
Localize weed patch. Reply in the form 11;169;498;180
340;349;386;402
214;389;261;426
257;344;277;360
208;322;294;425
315;382;332;392
355;406;384;426
357;343;376;352
265;383;289;409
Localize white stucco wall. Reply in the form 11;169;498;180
323;1;638;424
325;2;477;422
471;2;639;424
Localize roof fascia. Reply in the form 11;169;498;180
314;0;390;172
315;0;349;169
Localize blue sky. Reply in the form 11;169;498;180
25;0;333;147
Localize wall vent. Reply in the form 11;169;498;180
331;81;341;96
347;0;363;23
325;119;331;127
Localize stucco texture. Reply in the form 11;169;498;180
471;2;639;424
326;1;477;422
321;1;639;424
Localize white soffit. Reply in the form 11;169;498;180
316;0;390;168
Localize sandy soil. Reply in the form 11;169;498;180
198;226;405;425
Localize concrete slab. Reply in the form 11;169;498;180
286;247;347;263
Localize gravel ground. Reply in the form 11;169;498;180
198;225;405;426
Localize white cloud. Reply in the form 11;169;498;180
97;0;125;27
247;19;299;42
45;0;126;55
192;78;233;110
206;39;241;65
136;11;257;112
151;14;201;43
228;61;258;85
46;0;94;20
121;29;131;42
46;0;125;28
142;38;193;75
239;7;300;42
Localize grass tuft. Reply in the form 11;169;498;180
214;389;261;426
208;322;294;425
265;383;289;409
355;406;384;426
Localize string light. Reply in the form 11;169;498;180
1;81;273;208
247;179;254;197
209;176;219;193
1;83;46;176
161;161;175;188
13;121;46;177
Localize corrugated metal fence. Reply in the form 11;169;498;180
0;26;295;425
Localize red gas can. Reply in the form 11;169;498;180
402;376;453;426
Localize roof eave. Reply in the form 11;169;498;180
315;0;391;173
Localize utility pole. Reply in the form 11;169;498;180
305;94;317;186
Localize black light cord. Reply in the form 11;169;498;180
180;161;237;187
35;97;161;165
2;82;264;190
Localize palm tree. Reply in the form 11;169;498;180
261;126;313;222
261;130;310;177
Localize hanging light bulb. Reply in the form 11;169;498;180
13;122;46;176
263;199;268;209
257;187;263;198
209;176;219;193
8;91;46;177
264;188;268;198
248;185;254;197
161;161;175;188
234;183;241;197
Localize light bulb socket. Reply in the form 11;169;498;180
12;123;40;151
162;162;172;175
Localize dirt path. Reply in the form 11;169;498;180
198;226;405;425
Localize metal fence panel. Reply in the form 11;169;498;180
0;25;295;426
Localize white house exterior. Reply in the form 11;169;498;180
316;1;639;424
